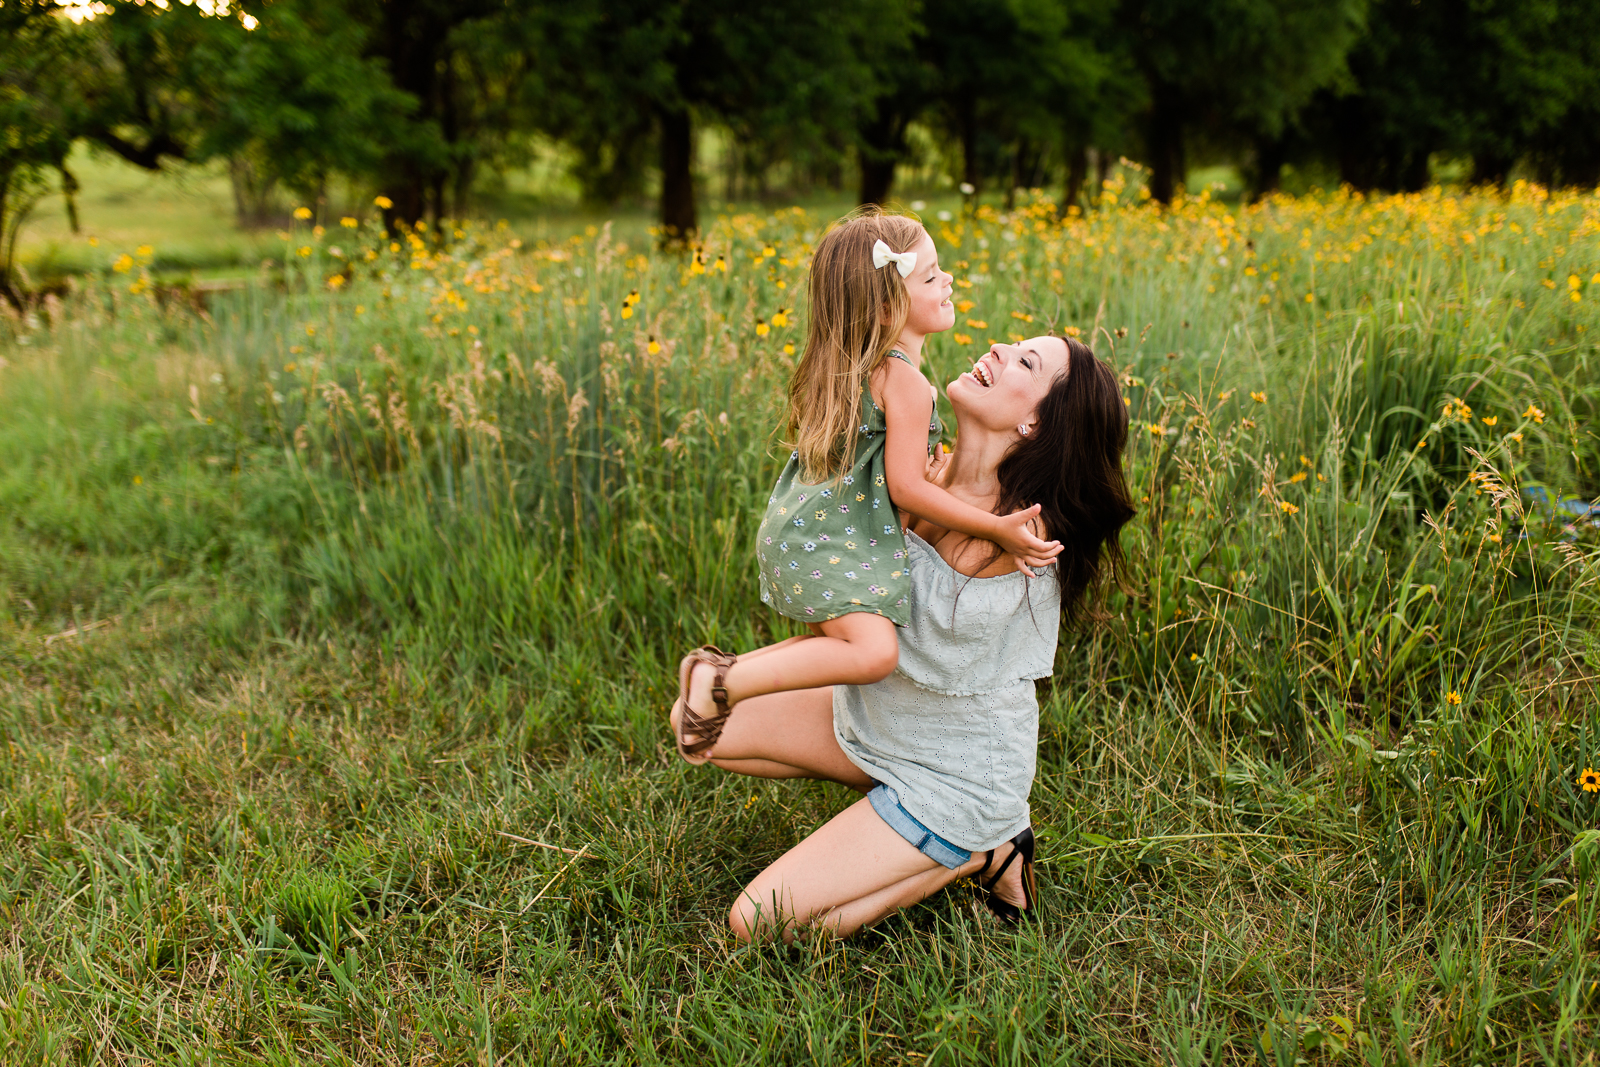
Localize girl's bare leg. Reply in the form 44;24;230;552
682;614;898;736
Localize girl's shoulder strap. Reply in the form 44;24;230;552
884;349;916;368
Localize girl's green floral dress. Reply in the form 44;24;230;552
756;351;942;626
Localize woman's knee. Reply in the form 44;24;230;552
727;898;756;943
729;884;792;943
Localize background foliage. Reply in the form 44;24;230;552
9;0;1600;301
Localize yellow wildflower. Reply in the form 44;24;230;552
953;333;973;345
1278;502;1299;514
1481;416;1496;426
1446;691;1462;706
755;319;769;337
1250;391;1266;403
112;254;134;273
341;217;358;228
373;195;393;210
1288;472;1308;484
1522;404;1545;424
771;308;789;328
1579;768;1600;793
293;207;312;220
783;343;795;355
967;319;988;329
647;337;661;356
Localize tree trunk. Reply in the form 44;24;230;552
1250;133;1288;202
452;157;475;219
1061;144;1088;216
859;157;895;207
1146;84;1184;204
959;102;981;201
857;104;904;206
0;170;17;310
370;0;461;226
1333;98;1375;192
1471;152;1513;190
658;107;697;243
1009;137;1044;206
1400;149;1430;192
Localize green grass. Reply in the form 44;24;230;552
2;183;1599;1064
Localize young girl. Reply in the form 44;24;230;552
672;208;1061;762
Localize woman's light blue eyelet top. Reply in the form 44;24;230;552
834;529;1060;852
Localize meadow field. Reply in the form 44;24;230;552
2;178;1599;1064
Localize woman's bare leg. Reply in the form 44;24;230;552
674;682;871;788
671;676;1031;937
730;796;1005;942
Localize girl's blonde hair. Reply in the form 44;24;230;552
788;207;925;483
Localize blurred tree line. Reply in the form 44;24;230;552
4;0;1600;288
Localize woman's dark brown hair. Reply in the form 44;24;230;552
993;336;1136;626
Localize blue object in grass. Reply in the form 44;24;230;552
1522;485;1600;519
1521;485;1600;540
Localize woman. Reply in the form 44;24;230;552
674;334;1135;941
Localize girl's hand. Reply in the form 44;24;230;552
924;445;951;485
993;504;1062;577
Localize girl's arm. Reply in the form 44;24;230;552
879;359;1061;570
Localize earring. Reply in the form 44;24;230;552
1018;425;1030;436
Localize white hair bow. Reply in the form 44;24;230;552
872;239;917;278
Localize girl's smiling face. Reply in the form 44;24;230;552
947;335;1071;435
899;230;956;336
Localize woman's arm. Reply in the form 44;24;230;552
878;358;1060;569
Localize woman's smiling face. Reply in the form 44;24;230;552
947;335;1071;435
899;230;955;335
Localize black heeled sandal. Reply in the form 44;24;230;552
975;826;1037;924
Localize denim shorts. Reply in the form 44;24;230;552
867;783;972;870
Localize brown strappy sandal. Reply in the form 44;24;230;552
672;645;738;764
